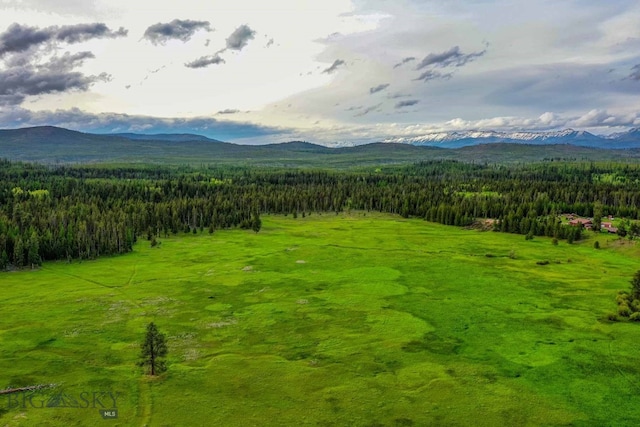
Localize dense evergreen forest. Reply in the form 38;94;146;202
2;159;640;269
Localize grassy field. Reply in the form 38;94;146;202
1;213;640;426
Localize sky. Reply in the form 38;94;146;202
0;0;639;145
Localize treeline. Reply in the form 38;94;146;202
3;159;640;269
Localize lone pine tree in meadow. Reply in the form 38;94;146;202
139;322;168;376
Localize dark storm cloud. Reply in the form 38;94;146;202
45;51;95;71
56;23;127;43
185;54;225;69
0;24;52;55
416;46;485;70
395;99;419;108
0;23;127;56
415;70;453;82
355;103;382;117
0;23;124;105
225;24;256;51
630;64;640;81
143;19;212;45
387;92;411;99
217;109;240;115
322;59;345;74
411;46;486;83
369;83;389;94
0;52;107;105
393;57;415;69
0;107;287;140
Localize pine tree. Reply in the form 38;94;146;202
251;211;262;233
13;236;24;267
27;231;41;268
592;202;602;232
0;250;8;270
139;322;168;376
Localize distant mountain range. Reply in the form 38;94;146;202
383;128;640;149
0;126;224;144
3;125;640;150
110;132;223;143
2;125;640;165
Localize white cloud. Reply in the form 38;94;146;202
570;109;640;130
1;0;640;143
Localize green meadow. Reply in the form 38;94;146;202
2;213;640;426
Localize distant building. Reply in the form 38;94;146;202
600;222;619;233
569;218;593;229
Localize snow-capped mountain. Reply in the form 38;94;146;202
382;128;638;149
606;127;640;142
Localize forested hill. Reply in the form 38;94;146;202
109;132;223;143
2;126;640;166
0;159;617;269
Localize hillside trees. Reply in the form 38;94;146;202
2;160;640;269
592;202;603;232
251;211;262;233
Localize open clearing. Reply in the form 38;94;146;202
1;213;640;426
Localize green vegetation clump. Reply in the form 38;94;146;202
606;312;620;322
614;271;640;320
618;304;632;317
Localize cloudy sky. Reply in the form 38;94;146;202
0;0;639;144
